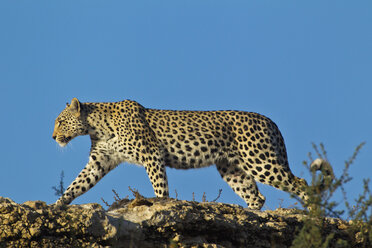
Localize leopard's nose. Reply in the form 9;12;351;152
52;130;57;140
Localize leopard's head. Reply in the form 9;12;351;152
52;98;88;147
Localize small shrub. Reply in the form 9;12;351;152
52;170;65;197
291;142;371;247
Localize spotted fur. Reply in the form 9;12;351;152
53;98;312;209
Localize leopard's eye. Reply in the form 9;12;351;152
57;120;63;127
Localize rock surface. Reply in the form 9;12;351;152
0;196;361;247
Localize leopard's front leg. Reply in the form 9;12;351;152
56;151;118;205
144;158;169;198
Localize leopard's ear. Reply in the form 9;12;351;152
68;98;81;117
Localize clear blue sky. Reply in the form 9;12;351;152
0;1;371;212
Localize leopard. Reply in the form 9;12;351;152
52;98;330;209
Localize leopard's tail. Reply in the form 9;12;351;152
298;159;335;210
310;158;335;190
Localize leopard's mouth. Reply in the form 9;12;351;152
55;135;72;147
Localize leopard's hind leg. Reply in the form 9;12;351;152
216;159;265;210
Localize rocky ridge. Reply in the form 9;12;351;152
0;196;360;247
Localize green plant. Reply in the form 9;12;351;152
343;178;372;247
291;142;371;247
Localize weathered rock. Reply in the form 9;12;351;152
0;196;363;247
